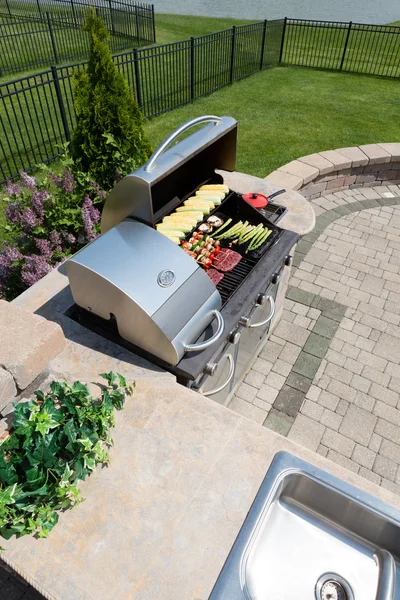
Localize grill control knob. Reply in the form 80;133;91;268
229;331;241;344
239;316;251;328
204;362;218;376
256;293;267;306
272;273;281;285
285;255;293;267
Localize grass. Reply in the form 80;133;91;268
144;66;400;178
153;14;254;45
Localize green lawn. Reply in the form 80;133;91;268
153;14;254;45
145;66;400;178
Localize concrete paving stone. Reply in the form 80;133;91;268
373;455;397;481
325;363;353;385
292;352;321;380
373;401;400;428
313;315;340;339
303;332;331;359
317;391;340;411
264;170;303;191
235;382;257;403
351;374;371;394
377;143;400;161
278;342;302;365
389;377;400;396
320;408;342;431
379;438;400;464
264;371;286;391
374;333;400;363
291;302;310;316
358;350;387;372
252;397;273;412
343;357;363;375
336;399;349;416
359;188;380;200
327;379;357;402
325;349;346;367
301;399;324;421
326;450;359;473
369;383;398;407
375;416;400;443
340;405;377;447
359;144;391;164
369;433;383;453
352;322;372;338
263;408;293;436
277;160;319;185
354;337;375;353
286;372;312;394
228;397;267;425
0;368;17;412
319;150;352;170
293;314;312;329
272;320;311;347
306;385;321;402
335;146;369;167
322;428;356;458
244;370;265;389
362;366;390;388
256;383;279;404
258;340;283;363
288;414;325;452
352;444;376;469
273;385;304;418
298;153;334;175
359;467;382;485
317;444;329;458
252;357;273;376
381;478;400;495
271;359;292;378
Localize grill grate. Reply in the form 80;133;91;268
216;256;258;306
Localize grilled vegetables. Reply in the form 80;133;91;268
214;219;272;253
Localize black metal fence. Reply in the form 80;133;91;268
1;17;400;184
0;2;155;75
282;18;400;78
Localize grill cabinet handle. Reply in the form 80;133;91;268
201;354;235;397
248;295;275;328
144;115;223;172
184;310;225;352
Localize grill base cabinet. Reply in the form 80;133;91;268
66;115;298;404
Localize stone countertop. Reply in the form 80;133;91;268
2;377;400;600
217;170;316;236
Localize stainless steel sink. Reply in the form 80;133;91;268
209;452;400;600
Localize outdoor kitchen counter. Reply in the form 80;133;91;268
2;374;400;600
217;169;316;236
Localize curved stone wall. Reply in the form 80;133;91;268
265;143;400;200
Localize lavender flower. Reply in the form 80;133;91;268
35;238;52;260
5;202;21;224
3;179;21;197
63;169;75;194
82;195;100;241
21;254;52;287
31;190;49;221
49;172;61;187
20;208;37;231
19;171;37;192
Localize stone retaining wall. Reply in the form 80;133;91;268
0;300;65;430
265;143;400;200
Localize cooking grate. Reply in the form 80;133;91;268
216;256;257;306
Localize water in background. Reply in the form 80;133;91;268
151;0;399;25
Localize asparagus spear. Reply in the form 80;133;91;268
212;217;232;237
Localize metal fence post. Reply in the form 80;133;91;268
190;37;195;100
279;17;287;64
47;13;58;63
133;48;143;109
259;19;267;71
108;0;115;35
5;0;11;17
134;5;140;41
151;4;156;43
340;21;352;70
230;26;236;83
51;66;70;142
36;0;43;20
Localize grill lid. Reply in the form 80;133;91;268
101;115;237;233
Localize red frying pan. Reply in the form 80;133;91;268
242;189;286;208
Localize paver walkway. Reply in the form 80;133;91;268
227;184;400;494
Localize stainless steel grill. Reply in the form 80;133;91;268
66;114;299;402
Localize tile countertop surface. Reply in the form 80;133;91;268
1;173;332;599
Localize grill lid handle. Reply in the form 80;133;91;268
184;309;225;352
144;115;222;172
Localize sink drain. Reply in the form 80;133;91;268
316;573;354;600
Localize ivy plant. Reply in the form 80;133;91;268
0;372;134;542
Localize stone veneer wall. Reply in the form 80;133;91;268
0;300;65;432
264;143;400;201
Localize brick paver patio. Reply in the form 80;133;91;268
228;184;400;494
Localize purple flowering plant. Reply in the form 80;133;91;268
0;163;106;300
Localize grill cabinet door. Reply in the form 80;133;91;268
192;341;238;406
